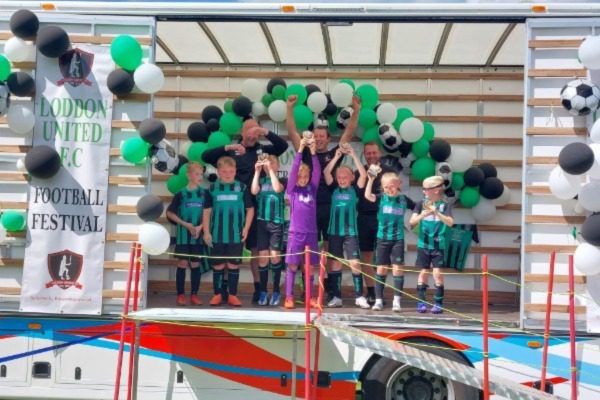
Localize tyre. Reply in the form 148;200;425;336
362;338;480;400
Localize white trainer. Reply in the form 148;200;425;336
355;296;370;309
371;301;383;311
392;298;401;312
327;296;343;308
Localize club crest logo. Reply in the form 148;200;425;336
46;250;83;290
57;48;93;87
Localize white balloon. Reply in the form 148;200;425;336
471;198;497;222
591;119;600;144
578;181;600;212
138;222;170;255
578;36;600;70
493;185;511;206
306;92;327;113
548;166;582;200
574;242;600;276
251;101;266;117
267;99;287;122
446;147;474;172
241;79;264;102
399;117;424;143
587;143;600;179
16;158;26;172
7;105;35;134
330;83;353;107
574;200;586;215
4;37;35;62
133;63;164;94
0;225;6;243
376;102;396;124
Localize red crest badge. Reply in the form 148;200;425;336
57;48;94;87
46;250;83;290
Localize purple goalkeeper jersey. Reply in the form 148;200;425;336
287;152;320;233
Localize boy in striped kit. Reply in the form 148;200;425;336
409;175;454;314
323;144;368;308
365;171;416;311
166;162;209;306
203;156;255;307
251;155;286;306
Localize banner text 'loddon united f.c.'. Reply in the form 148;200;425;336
20;45;113;314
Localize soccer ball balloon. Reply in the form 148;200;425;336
560;79;600;116
150;139;179;173
378;123;401;153
336;106;353;130
0;83;10;117
314;112;328;129
436;161;453;189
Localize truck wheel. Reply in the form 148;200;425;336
362;339;480;400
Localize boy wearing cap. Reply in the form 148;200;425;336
409;175;454;314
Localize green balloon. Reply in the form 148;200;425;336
178;162;189;177
361;126;382;145
393;108;414;130
356;84;379;109
451;172;465;191
328;113;340;136
460;186;481;208
422;121;435;141
110;35;143;72
293;105;313;130
411;139;430;158
219;112;242;135
224;100;233;113
207;131;231;149
272;84;286;100
285;83;308;105
1;210;25;232
358;108;377;128
167;174;188;194
339;79;355;90
120;137;149;164
411;157;436;182
262;93;274;107
0;55;11;81
187;142;208;162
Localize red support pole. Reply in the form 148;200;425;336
311;252;326;400
113;243;136;400
482;254;490;400
317;252;326;318
568;254;577;400
540;251;556;392
304;246;312;400
126;243;142;400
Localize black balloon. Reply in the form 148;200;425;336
480;177;504;200
24;145;61;179
201;105;223;124
267;78;286;93
207;173;218;183
582;213;600;246
10;9;39;40
478;162;498;178
173;155;188;175
136;194;164;222
323;98;337;116
37;26;70;58
6;72;35;97
305;84;321;96
232;96;252;117
206;118;220;133
398;141;412;157
107;69;134;96
139;118;166;145
559;142;595;175
464;167;485;187
429;139;451;162
187;121;210;142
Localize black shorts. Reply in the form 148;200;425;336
328;235;360;260
375;240;405;266
357;213;378;252
256;220;284;251
245;214;258;251
210;242;243;266
415;248;445;269
174;243;206;261
317;204;331;242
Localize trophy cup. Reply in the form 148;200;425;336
367;163;382;178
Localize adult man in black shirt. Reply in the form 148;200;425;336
202;118;288;302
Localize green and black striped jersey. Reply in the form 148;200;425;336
167;187;208;245
415;199;453;250
376;194;416;241
327;185;359;237
205;180;253;244
444;224;476;271
257;176;287;224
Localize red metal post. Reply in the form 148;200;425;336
482;254;490;400
126;243;142;400
568;254;577;400
540;251;556;392
311;252;327;399
304;245;312;400
113;242;136;400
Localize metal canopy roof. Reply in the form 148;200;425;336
155;20;525;67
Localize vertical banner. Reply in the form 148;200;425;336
20;45;113;314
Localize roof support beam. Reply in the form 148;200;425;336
156;36;179;64
321;23;333;67
485;23;517;67
433;23;453;67
259;22;281;67
379;22;389;67
197;22;230;65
